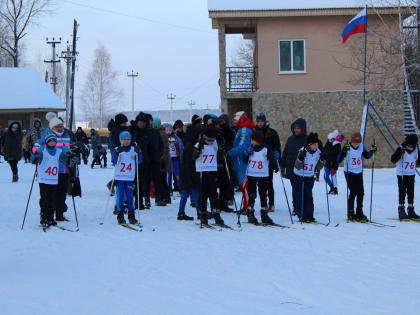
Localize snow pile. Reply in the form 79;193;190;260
1;158;420;314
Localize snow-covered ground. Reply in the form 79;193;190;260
1;157;420;315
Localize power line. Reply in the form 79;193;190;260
61;0;215;35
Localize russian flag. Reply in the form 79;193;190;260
341;8;367;44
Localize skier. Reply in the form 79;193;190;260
324;130;343;195
339;132;377;221
193;128;225;226
33;112;75;222
2;121;23;182
30;133;70;226
293;133;324;223
255;113;281;212
391;134;420;220
112;131;142;225
245;131;277;224
281;118;307;215
228;111;255;223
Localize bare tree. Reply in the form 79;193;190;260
0;0;52;67
230;40;254;67
79;42;123;128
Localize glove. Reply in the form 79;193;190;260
314;171;320;182
198;139;205;151
274;166;279;173
344;143;351;151
115;146;124;154
273;150;280;160
298;149;306;161
218;142;226;151
370;144;377;153
133;142;141;154
30;152;41;164
246;146;254;155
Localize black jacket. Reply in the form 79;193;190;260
281;118;307;179
324;141;342;170
75;130;89;144
180;124;202;189
2;122;23;161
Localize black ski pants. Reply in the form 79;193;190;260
8;159;18;175
39;183;57;221
248;177;269;209
217;166;233;210
345;173;364;212
199;172;219;213
56;173;69;213
292;174;315;221
398;175;415;205
149;161;163;201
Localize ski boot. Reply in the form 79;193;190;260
199;211;209;225
145;197;151;209
355;209;368;222
56;211;69;222
247;209;259;224
407;205;420;219
177;211;194;221
12;174;18;182
128;211;138;225
347;208;356;221
155;198;167;207
113;205;118;215
212;210;224;225
267;205;275;213
261;208;274;224
398;204;409;220
328;187;338;195
117;211;126;225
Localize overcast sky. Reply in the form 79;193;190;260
24;0;238;114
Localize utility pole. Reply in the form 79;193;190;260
44;37;61;93
69;20;79;131
60;43;73;127
127;70;139;121
205;104;209;114
167;93;176;123
188;100;196;121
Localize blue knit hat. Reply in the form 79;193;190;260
45;132;57;144
119;131;131;142
153;117;161;127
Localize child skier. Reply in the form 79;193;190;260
391;134;419;220
324;130;343;195
193;128;224;226
112;131;142;225
339;132;377;221
166;125;183;194
30;133;70;226
245;131;276;224
293;133;324;223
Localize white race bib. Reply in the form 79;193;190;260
246;148;269;177
169;142;178;158
115;147;136;181
195;141;218;172
293;147;321;177
344;145;364;174
38;148;61;185
396;148;418;176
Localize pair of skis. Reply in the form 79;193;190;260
347;219;395;228
41;224;79;232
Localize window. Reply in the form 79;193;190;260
278;40;306;73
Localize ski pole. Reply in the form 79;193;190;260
325;172;331;226
100;154;121;225
300;149;306;224
21;163;38;230
135;152;141;223
277;160;293;224
345;141;350;221
369;139;376;222
223;154;241;227
72;165;80;231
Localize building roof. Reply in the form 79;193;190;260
208;0;399;11
0;67;65;111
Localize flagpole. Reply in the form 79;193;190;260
363;5;368;106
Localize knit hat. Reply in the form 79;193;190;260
46;112;62;129
335;134;344;142
45;132;57;144
135;112;149;124
119;131;131;142
192;114;202;125
256;113;267;122
203;114;212;125
173;120;183;129
203;128;217;141
307;132;320;145
219;114;230;127
405;134;418;147
115;113;128;125
153;117;161;127
328;129;339;140
233;111;245;122
251;130;265;144
350;132;362;144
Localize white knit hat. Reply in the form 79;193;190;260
49;117;63;129
233;111;245;121
328;129;339;140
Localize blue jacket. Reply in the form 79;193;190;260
30;145;69;166
111;145;143;166
228;126;253;184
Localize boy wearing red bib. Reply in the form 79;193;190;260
391;134;419;220
193;128;224;226
339;132;377;221
30;133;70;226
293;133;324;223
245;131;276;224
113;131;142;225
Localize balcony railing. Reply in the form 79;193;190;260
226;67;257;93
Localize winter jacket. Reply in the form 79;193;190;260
75;129;89;145
180;124;202;189
255;124;281;161
90;130;102;157
2;122;23;161
281;118;307;179
25;119;44;151
159;126;172;172
228;117;255;184
111;145;143;166
30;145;70;166
132;125;151;165
148;127;163;164
33;128;73;174
324;141;342;170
